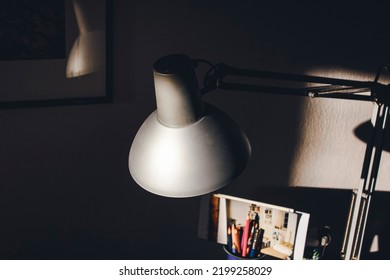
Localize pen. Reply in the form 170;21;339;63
249;229;259;258
227;225;232;251
232;223;241;254
246;222;255;254
241;213;250;257
232;243;237;254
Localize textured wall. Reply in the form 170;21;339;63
289;68;390;190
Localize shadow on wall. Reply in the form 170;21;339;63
355;120;390;152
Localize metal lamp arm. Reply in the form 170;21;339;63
200;62;390;103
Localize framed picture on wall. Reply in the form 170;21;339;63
0;0;112;108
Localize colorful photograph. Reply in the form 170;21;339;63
199;194;310;260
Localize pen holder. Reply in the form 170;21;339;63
223;245;265;260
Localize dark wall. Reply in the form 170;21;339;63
0;0;389;259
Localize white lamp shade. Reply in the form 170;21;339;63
129;103;251;197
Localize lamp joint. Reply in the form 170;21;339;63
371;83;390;105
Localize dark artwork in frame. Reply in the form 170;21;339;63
0;0;112;108
0;0;66;61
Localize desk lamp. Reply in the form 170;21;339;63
129;54;390;260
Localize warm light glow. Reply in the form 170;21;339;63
66;30;105;78
369;234;379;253
66;0;105;78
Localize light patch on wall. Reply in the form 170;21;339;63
66;0;105;78
369;234;379;253
288;67;390;191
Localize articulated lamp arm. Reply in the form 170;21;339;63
199;61;390;104
195;58;390;260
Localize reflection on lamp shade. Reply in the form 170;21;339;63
66;30;105;78
128;54;251;197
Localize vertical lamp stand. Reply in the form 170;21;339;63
341;103;389;259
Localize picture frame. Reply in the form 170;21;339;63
0;0;112;109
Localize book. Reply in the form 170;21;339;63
198;193;310;260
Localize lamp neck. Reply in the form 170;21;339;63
153;54;204;127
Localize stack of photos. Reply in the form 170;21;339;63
198;194;310;260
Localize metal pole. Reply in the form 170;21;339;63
341;103;389;259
